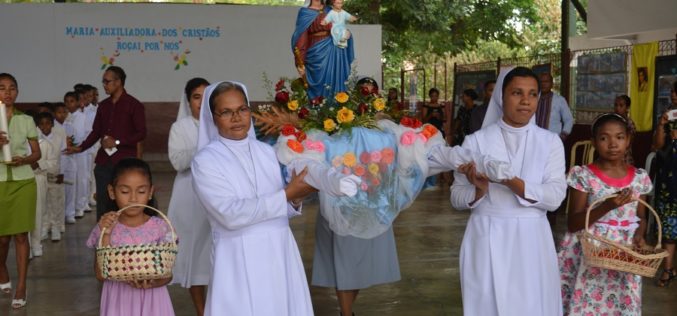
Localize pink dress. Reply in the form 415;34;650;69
558;164;652;316
86;216;176;316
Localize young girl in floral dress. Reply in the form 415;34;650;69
559;113;653;315
86;158;175;316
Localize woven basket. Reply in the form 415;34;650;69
578;195;668;277
96;204;178;281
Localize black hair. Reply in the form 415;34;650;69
462;89;478;101
109;158;157;216
502;67;541;94
105;66;127;86
484;80;496;89
37;102;53;112
0;73;18;88
184;77;210;101
208;81;248;114
591;113;629;137
673;81;677;93
356;77;379;91
83;84;96;92
73;83;85;92
53;102;67;110
428;87;440;97
33;111;54;125
615;95;631;108
64;91;79;101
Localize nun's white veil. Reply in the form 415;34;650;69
481;66;537;128
197;81;256;150
176;92;191;121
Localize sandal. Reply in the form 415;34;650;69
11;290;27;309
657;268;675;287
0;281;10;294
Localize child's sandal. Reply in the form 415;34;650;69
656;268;675;287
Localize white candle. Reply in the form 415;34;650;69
0;101;11;162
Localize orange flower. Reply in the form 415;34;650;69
372;98;386;111
335;91;349;103
336;107;355;123
381;148;395;164
287;139;304;153
343;152;357;167
353;165;367;176
423;124;438;136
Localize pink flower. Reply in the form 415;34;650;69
370;151;382;163
360;182;368;191
623;295;632;306
588;178;601;191
400;131;417;146
303;140;325;153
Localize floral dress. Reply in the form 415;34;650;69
559;164;652;316
655;118;677;241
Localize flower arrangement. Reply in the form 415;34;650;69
270;77;391;135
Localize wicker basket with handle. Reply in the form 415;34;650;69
96;204;178;281
578;194;669;277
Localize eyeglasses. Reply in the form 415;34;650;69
101;78;119;85
214;106;251;119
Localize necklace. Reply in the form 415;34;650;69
220;140;258;194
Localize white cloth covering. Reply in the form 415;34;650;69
192;81;313;316
451;68;566;316
167;115;212;287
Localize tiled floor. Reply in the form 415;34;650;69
1;172;675;315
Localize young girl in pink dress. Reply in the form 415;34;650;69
559;113;653;315
86;158;175;316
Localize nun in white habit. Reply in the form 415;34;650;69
450;67;566;316
191;81;315;316
167;78;212;314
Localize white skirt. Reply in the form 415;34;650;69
460;210;562;316
168;170;212;287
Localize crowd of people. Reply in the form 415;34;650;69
1;63;677;316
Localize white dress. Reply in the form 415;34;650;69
324;9;353;47
191;135;313;316
167;116;212;287
450;121;566;316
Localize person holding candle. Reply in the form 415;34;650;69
0;73;42;309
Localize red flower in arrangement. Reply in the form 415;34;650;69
281;124;296;136
295;130;307;142
359;152;371;164
310;96;324;106
298;107;310;119
275;79;285;91
287;139;304;153
421;124;438;139
400;116;422;128
381;148;395;164
358;103;369;114
275;91;289;104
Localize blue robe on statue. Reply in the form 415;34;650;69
291;6;354;99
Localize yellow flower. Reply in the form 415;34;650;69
323;118;337;132
287;100;299;111
368;163;380;175
343;152;357;167
336;107;355;123
335;92;349;103
373;98;386;111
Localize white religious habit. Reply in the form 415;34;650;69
450;68;566;316
191;82;313;316
167;91;212;288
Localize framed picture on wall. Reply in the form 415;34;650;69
653;54;677;129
